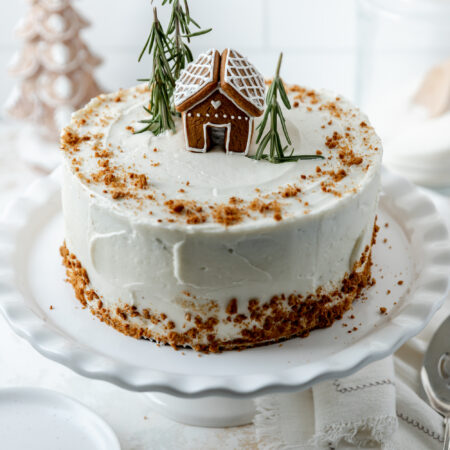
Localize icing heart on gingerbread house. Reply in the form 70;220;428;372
174;48;265;155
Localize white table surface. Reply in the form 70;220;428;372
0;123;449;450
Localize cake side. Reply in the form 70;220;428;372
60;219;376;352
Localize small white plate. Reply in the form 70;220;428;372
0;167;449;397
0;387;120;450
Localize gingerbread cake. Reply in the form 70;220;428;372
60;50;382;353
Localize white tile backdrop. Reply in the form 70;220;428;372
0;0;357;117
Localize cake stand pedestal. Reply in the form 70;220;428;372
146;394;255;427
0;168;449;428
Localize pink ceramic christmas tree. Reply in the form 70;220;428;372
6;0;102;141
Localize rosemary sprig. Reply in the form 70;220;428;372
136;7;175;135
249;53;324;164
163;0;212;81
136;1;211;135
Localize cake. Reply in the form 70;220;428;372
60;50;382;353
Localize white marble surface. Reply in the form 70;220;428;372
0;123;449;450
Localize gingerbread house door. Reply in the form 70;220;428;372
207;124;230;152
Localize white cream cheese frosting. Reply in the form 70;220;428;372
60;83;382;350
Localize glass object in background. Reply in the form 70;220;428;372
356;0;450;192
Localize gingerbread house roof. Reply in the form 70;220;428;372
174;48;265;117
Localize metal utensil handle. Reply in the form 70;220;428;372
445;416;450;450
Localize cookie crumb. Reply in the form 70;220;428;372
379;307;387;314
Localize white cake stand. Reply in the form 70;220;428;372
0;168;449;427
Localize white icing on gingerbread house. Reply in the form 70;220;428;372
174;48;265;155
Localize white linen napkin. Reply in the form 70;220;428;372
254;357;445;449
312;358;397;449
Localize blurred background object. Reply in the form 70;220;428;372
356;0;450;191
4;0;102;170
6;0;102;139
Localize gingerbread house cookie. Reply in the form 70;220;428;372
174;48;265;155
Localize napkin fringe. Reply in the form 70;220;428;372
311;416;398;450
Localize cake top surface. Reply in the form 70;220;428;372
61;83;382;231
